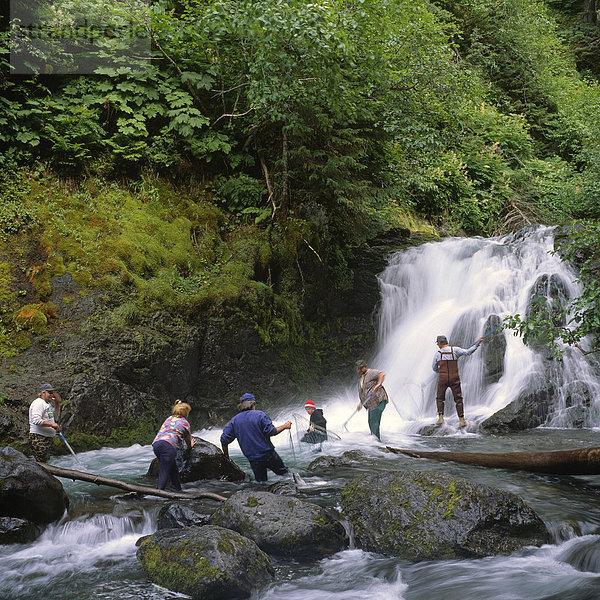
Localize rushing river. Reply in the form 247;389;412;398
4;226;600;599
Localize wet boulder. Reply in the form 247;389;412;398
209;490;347;559
147;437;246;482
481;315;506;384
481;384;554;432
157;501;211;530
0;447;69;525
267;480;299;496
0;516;43;544
307;450;369;473
136;525;273;599
341;471;549;561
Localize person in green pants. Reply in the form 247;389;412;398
355;359;389;440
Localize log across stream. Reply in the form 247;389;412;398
39;463;226;501
386;446;600;475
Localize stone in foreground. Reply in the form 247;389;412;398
0;447;69;525
341;471;549;560
209;490;347;559
136;525;273;599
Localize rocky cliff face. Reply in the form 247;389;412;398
0;229;417;452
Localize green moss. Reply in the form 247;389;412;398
216;537;235;554
139;541;220;594
14;304;49;334
245;496;259;508
13;331;32;350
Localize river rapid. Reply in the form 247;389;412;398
4;226;600;599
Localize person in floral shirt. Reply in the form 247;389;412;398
152;401;196;490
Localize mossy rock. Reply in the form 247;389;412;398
341;471;549;561
209;490;347;559
136;525;273;599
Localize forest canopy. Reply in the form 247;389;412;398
1;0;600;356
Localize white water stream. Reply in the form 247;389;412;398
304;225;600;438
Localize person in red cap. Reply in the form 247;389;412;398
300;400;327;444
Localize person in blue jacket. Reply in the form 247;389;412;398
220;393;292;482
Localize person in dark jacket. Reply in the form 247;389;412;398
220;393;292;483
300;400;327;444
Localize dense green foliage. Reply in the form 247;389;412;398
1;0;600;358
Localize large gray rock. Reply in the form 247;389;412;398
209;490;347;559
481;315;506;384
0;447;69;524
147;437;246;482
341;472;549;560
136;525;273;599
481;384;554;432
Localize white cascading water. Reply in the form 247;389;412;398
365;225;600;432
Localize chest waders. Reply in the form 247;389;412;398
436;347;464;418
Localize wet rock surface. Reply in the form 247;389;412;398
0;516;43;544
209;490;348;559
307;449;369;472
157;501;211;530
341;471;549;561
136;525;274;600
481;384;554;432
0;446;69;525
147;437;247;483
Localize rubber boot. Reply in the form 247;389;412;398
459;417;468;428
435;414;444;425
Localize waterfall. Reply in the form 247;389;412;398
370;226;600;431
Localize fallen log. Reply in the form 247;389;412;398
39;463;227;501
386;446;600;475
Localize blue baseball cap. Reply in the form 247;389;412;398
40;383;55;392
240;393;255;402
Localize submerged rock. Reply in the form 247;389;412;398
209;490;347;559
147;437;246;482
0;516;43;544
136;525;273;599
157;501;211;530
307;450;369;472
341;471;549;561
0;447;69;525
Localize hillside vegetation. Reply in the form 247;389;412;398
1;0;600;363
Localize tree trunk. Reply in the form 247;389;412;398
386;446;600;475
583;0;598;24
39;463;227;501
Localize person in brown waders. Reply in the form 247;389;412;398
432;334;484;428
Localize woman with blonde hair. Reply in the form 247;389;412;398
152;400;196;490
